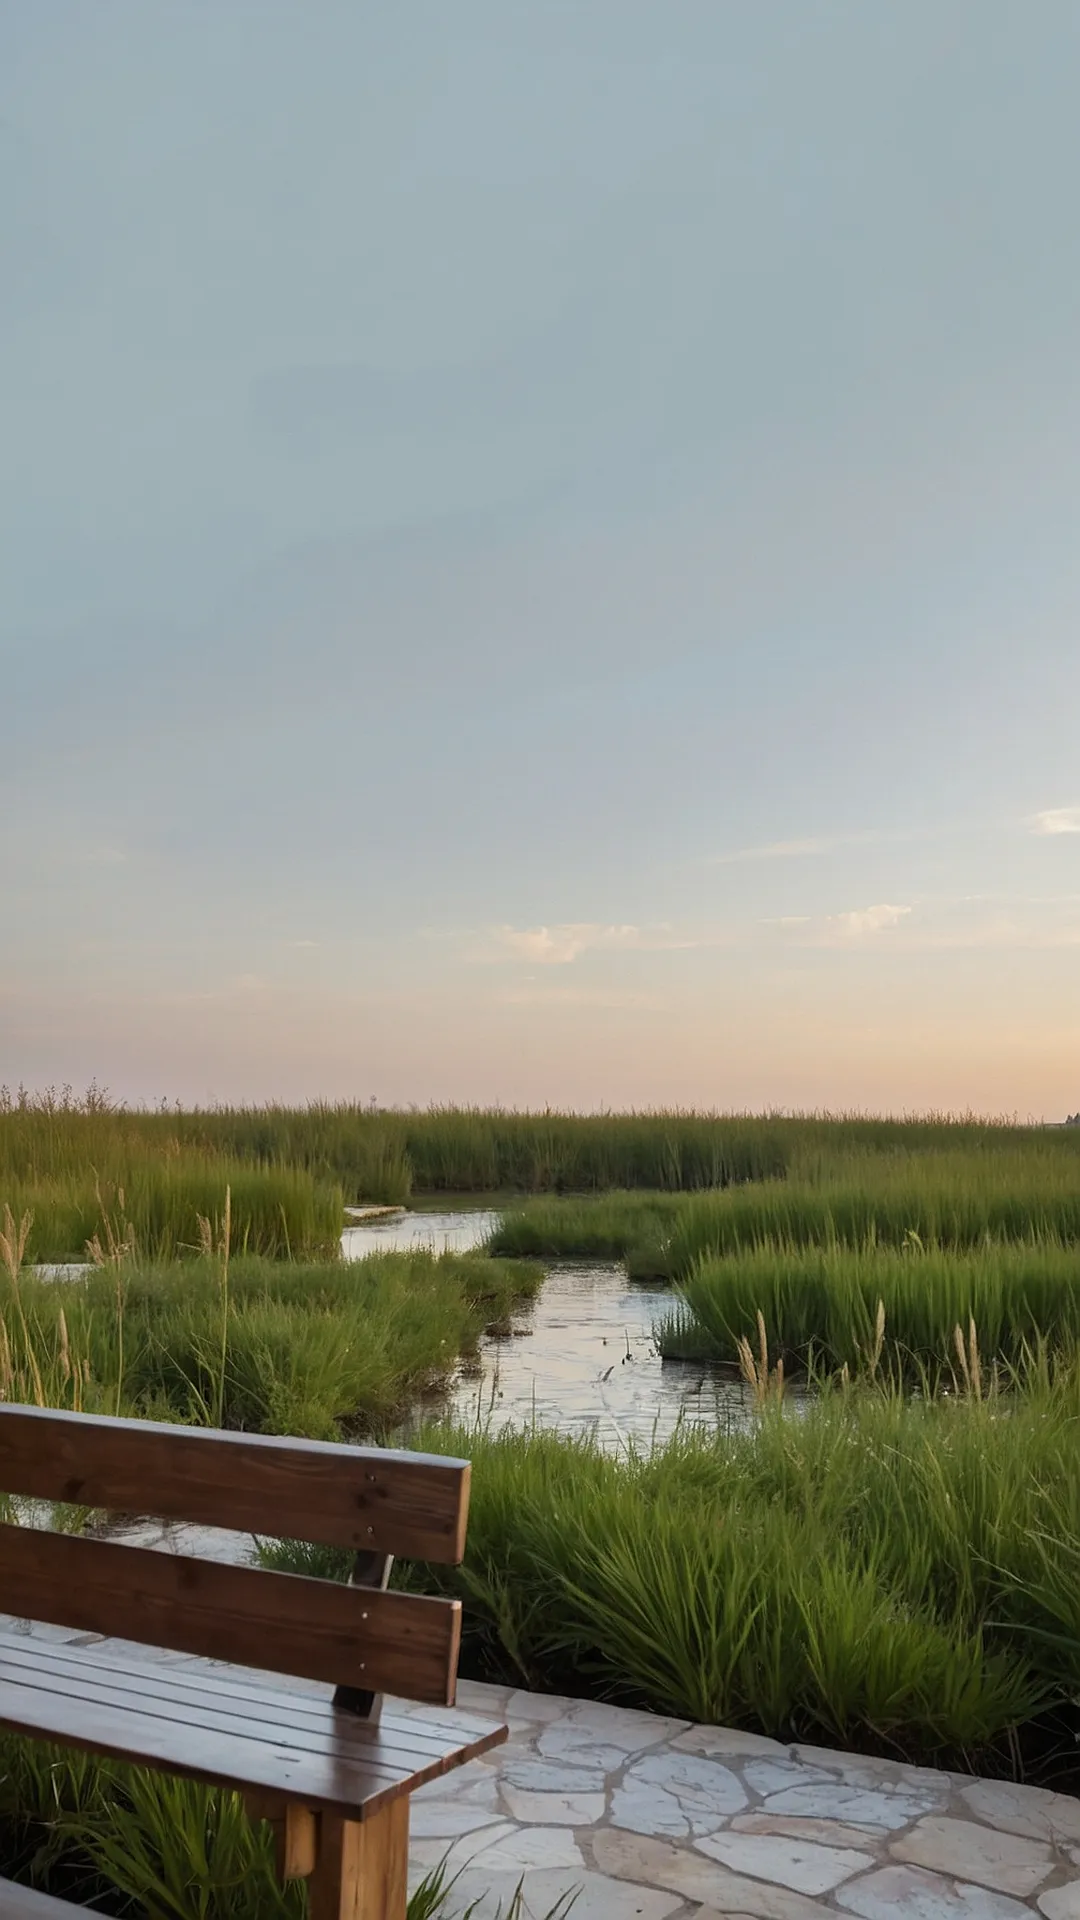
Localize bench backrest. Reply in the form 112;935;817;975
0;1405;468;1708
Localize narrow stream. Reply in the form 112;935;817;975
342;1208;762;1449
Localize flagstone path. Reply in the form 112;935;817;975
403;1678;1080;1920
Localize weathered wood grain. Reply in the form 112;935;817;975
0;1637;507;1817
0;1405;470;1561
0;1526;461;1704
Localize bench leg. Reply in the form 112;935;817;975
309;1799;409;1920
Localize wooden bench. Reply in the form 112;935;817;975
0;1403;507;1918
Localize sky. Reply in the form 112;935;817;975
2;1;1079;1116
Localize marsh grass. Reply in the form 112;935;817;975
486;1190;688;1262
654;1237;1080;1376
491;1144;1080;1279
0;1733;576;1919
7;1088;1072;1207
354;1369;1080;1775
3;1158;343;1265
665;1149;1080;1270
4;1250;541;1437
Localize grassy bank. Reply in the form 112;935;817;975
4;1157;344;1264
264;1370;1080;1780
489;1144;1080;1280
655;1237;1080;1375
6;1088;1074;1207
0;1733;498;1918
1;1249;540;1437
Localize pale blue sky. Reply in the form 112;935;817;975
3;2;1079;1112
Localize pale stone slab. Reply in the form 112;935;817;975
505;1688;583;1723
443;1865;683;1920
698;1831;874;1896
630;1750;749;1815
539;1720;645;1772
743;1762;837;1799
836;1864;1033;1919
502;1758;607;1793
792;1744;957;1791
502;1784;608;1826
454;1676;513;1714
439;1821;521;1873
1039;1885;1080;1919
592;1828;840;1916
410;1803;507;1840
733;1815;894;1849
473;1826;587;1871
611;1750;747;1839
611;1778;699;1840
761;1783;946;1827
891;1815;1054;1897
961;1782;1080;1849
674;1724;790;1760
562;1700;691;1750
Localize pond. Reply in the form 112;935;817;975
341;1206;764;1449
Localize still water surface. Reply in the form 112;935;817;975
342;1207;759;1449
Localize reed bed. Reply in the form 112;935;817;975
486;1190;688;1261
489;1144;1080;1279
5;1087;1071;1205
663;1149;1080;1275
0;1732;539;1917
0;1249;540;1437
2;1158;344;1264
655;1237;1080;1375
377;1371;1080;1777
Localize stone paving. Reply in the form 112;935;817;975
10;1522;1080;1919
402;1678;1080;1920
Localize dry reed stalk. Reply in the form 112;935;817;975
953;1317;983;1400
736;1309;785;1408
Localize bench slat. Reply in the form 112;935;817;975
0;1405;469;1561
0;1526;461;1705
0;1639;475;1764
0;1635;505;1819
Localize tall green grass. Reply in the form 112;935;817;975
377;1372;1080;1775
655;1237;1080;1374
487;1147;1080;1278
664;1150;1080;1274
8;1087;1073;1204
3;1158;344;1264
486;1190;688;1261
0;1732;545;1918
2;1250;540;1437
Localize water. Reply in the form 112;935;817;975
30;1208;768;1452
341;1204;764;1448
340;1208;501;1260
440;1262;761;1449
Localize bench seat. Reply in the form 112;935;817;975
0;1633;503;1820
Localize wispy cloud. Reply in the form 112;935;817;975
709;832;876;867
826;903;912;939
487;923;693;965
1030;807;1080;836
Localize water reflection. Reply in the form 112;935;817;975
341;1208;769;1449
341;1209;501;1260
441;1262;760;1450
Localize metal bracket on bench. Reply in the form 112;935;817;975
333;1549;392;1721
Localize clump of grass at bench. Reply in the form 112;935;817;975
0;1734;570;1918
347;1364;1080;1780
2;1250;540;1438
654;1235;1080;1376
